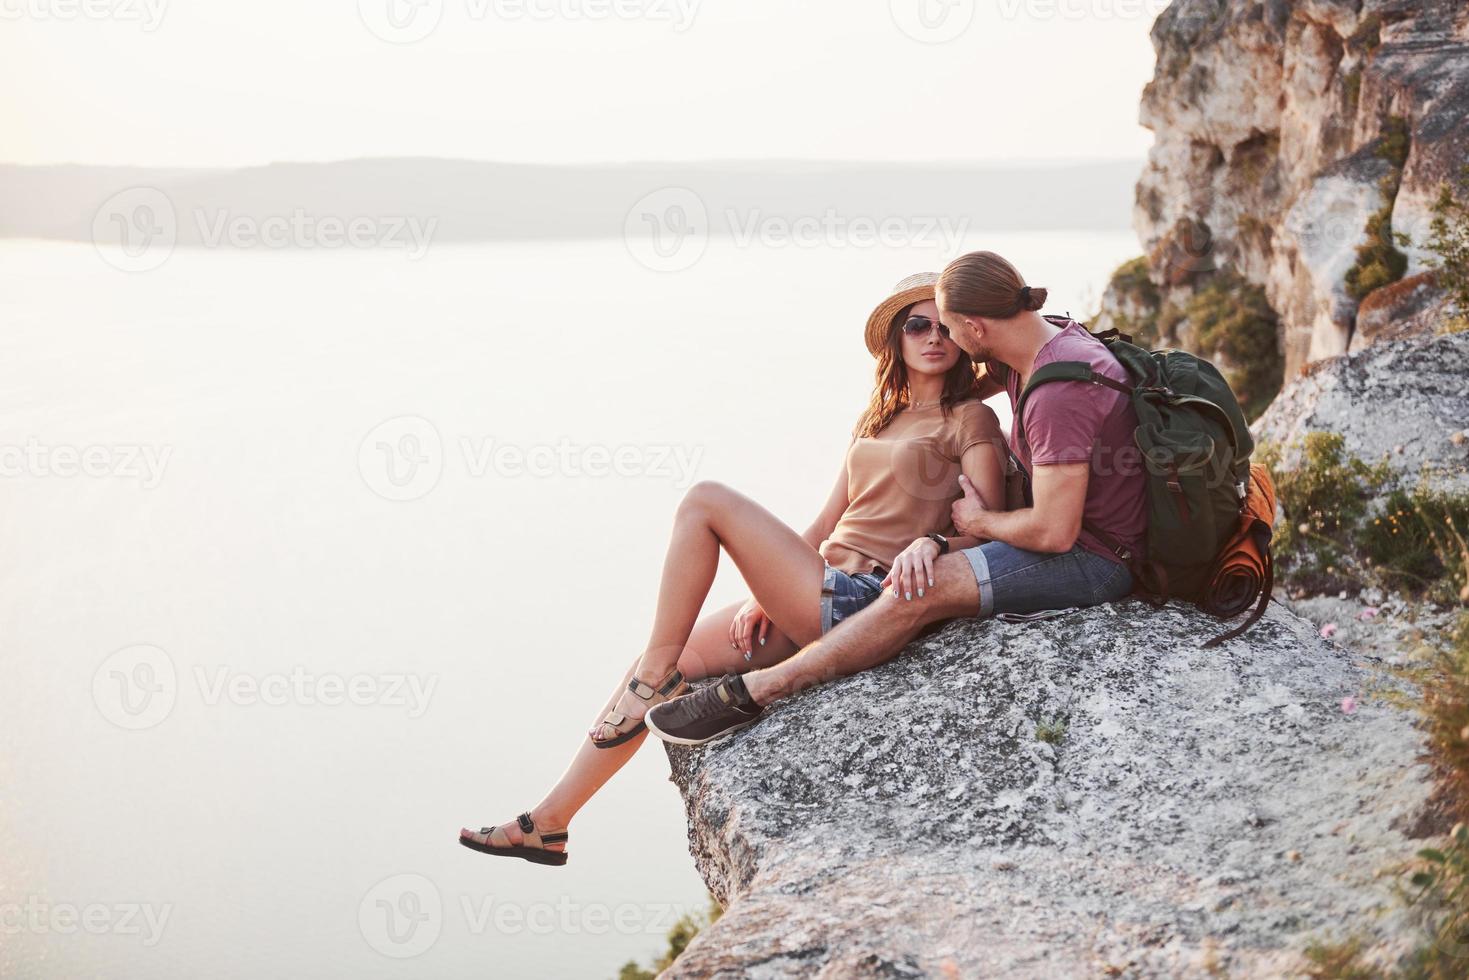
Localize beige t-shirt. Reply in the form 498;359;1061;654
820;399;1003;575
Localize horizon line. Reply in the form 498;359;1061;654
0;155;1148;172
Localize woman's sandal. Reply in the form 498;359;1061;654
591;666;688;749
459;812;569;866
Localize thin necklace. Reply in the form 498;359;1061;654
907;398;940;409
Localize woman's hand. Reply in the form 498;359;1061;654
882;537;941;601
729;597;772;658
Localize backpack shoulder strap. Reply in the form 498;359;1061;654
1015;361;1133;443
1013;361;1141;570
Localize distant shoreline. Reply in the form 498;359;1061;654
1;157;1143;244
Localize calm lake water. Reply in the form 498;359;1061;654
0;230;1136;978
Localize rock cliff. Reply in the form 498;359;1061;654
1125;0;1468;376
661;602;1432;978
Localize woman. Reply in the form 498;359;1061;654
459;272;1007;865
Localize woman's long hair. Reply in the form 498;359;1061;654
853;303;984;439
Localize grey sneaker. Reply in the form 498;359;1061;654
644;674;765;745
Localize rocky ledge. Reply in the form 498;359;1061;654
1253;328;1469;492
661;601;1433;978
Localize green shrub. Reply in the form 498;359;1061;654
1346;120;1412;303
1261;433;1392;588
615;895;723;979
1344;68;1363;108
1364;489;1469;601
1098;256;1163;347
1185;271;1284;420
1035;718;1067;744
1302;935;1379;979
1347;13;1382;54
1379;116;1411;170
1424;165;1469;317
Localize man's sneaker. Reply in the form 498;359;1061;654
644;674;765;746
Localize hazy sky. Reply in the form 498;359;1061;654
2;0;1166;167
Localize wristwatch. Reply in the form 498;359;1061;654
926;532;949;555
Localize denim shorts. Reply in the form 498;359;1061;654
820;563;886;635
959;541;1133;617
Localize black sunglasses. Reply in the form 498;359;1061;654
901;315;951;340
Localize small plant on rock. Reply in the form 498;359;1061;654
1035;718;1067;744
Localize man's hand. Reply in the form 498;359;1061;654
951;473;990;537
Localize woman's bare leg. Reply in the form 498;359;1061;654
589;480;827;743
463;600;799;850
462;480;830;851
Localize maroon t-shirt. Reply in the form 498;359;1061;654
987;322;1148;564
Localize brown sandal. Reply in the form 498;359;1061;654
459;811;569;866
591;666;688;749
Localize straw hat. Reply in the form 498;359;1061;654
864;272;938;357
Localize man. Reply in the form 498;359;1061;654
645;250;1148;746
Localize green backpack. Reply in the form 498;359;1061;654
1014;316;1255;606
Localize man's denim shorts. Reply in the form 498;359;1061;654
820;563;886;635
958;541;1133;617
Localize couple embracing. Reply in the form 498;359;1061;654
460;249;1147;864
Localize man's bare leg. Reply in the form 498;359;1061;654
741;552;982;706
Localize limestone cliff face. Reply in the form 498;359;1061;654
1130;0;1468;376
660;603;1432;978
